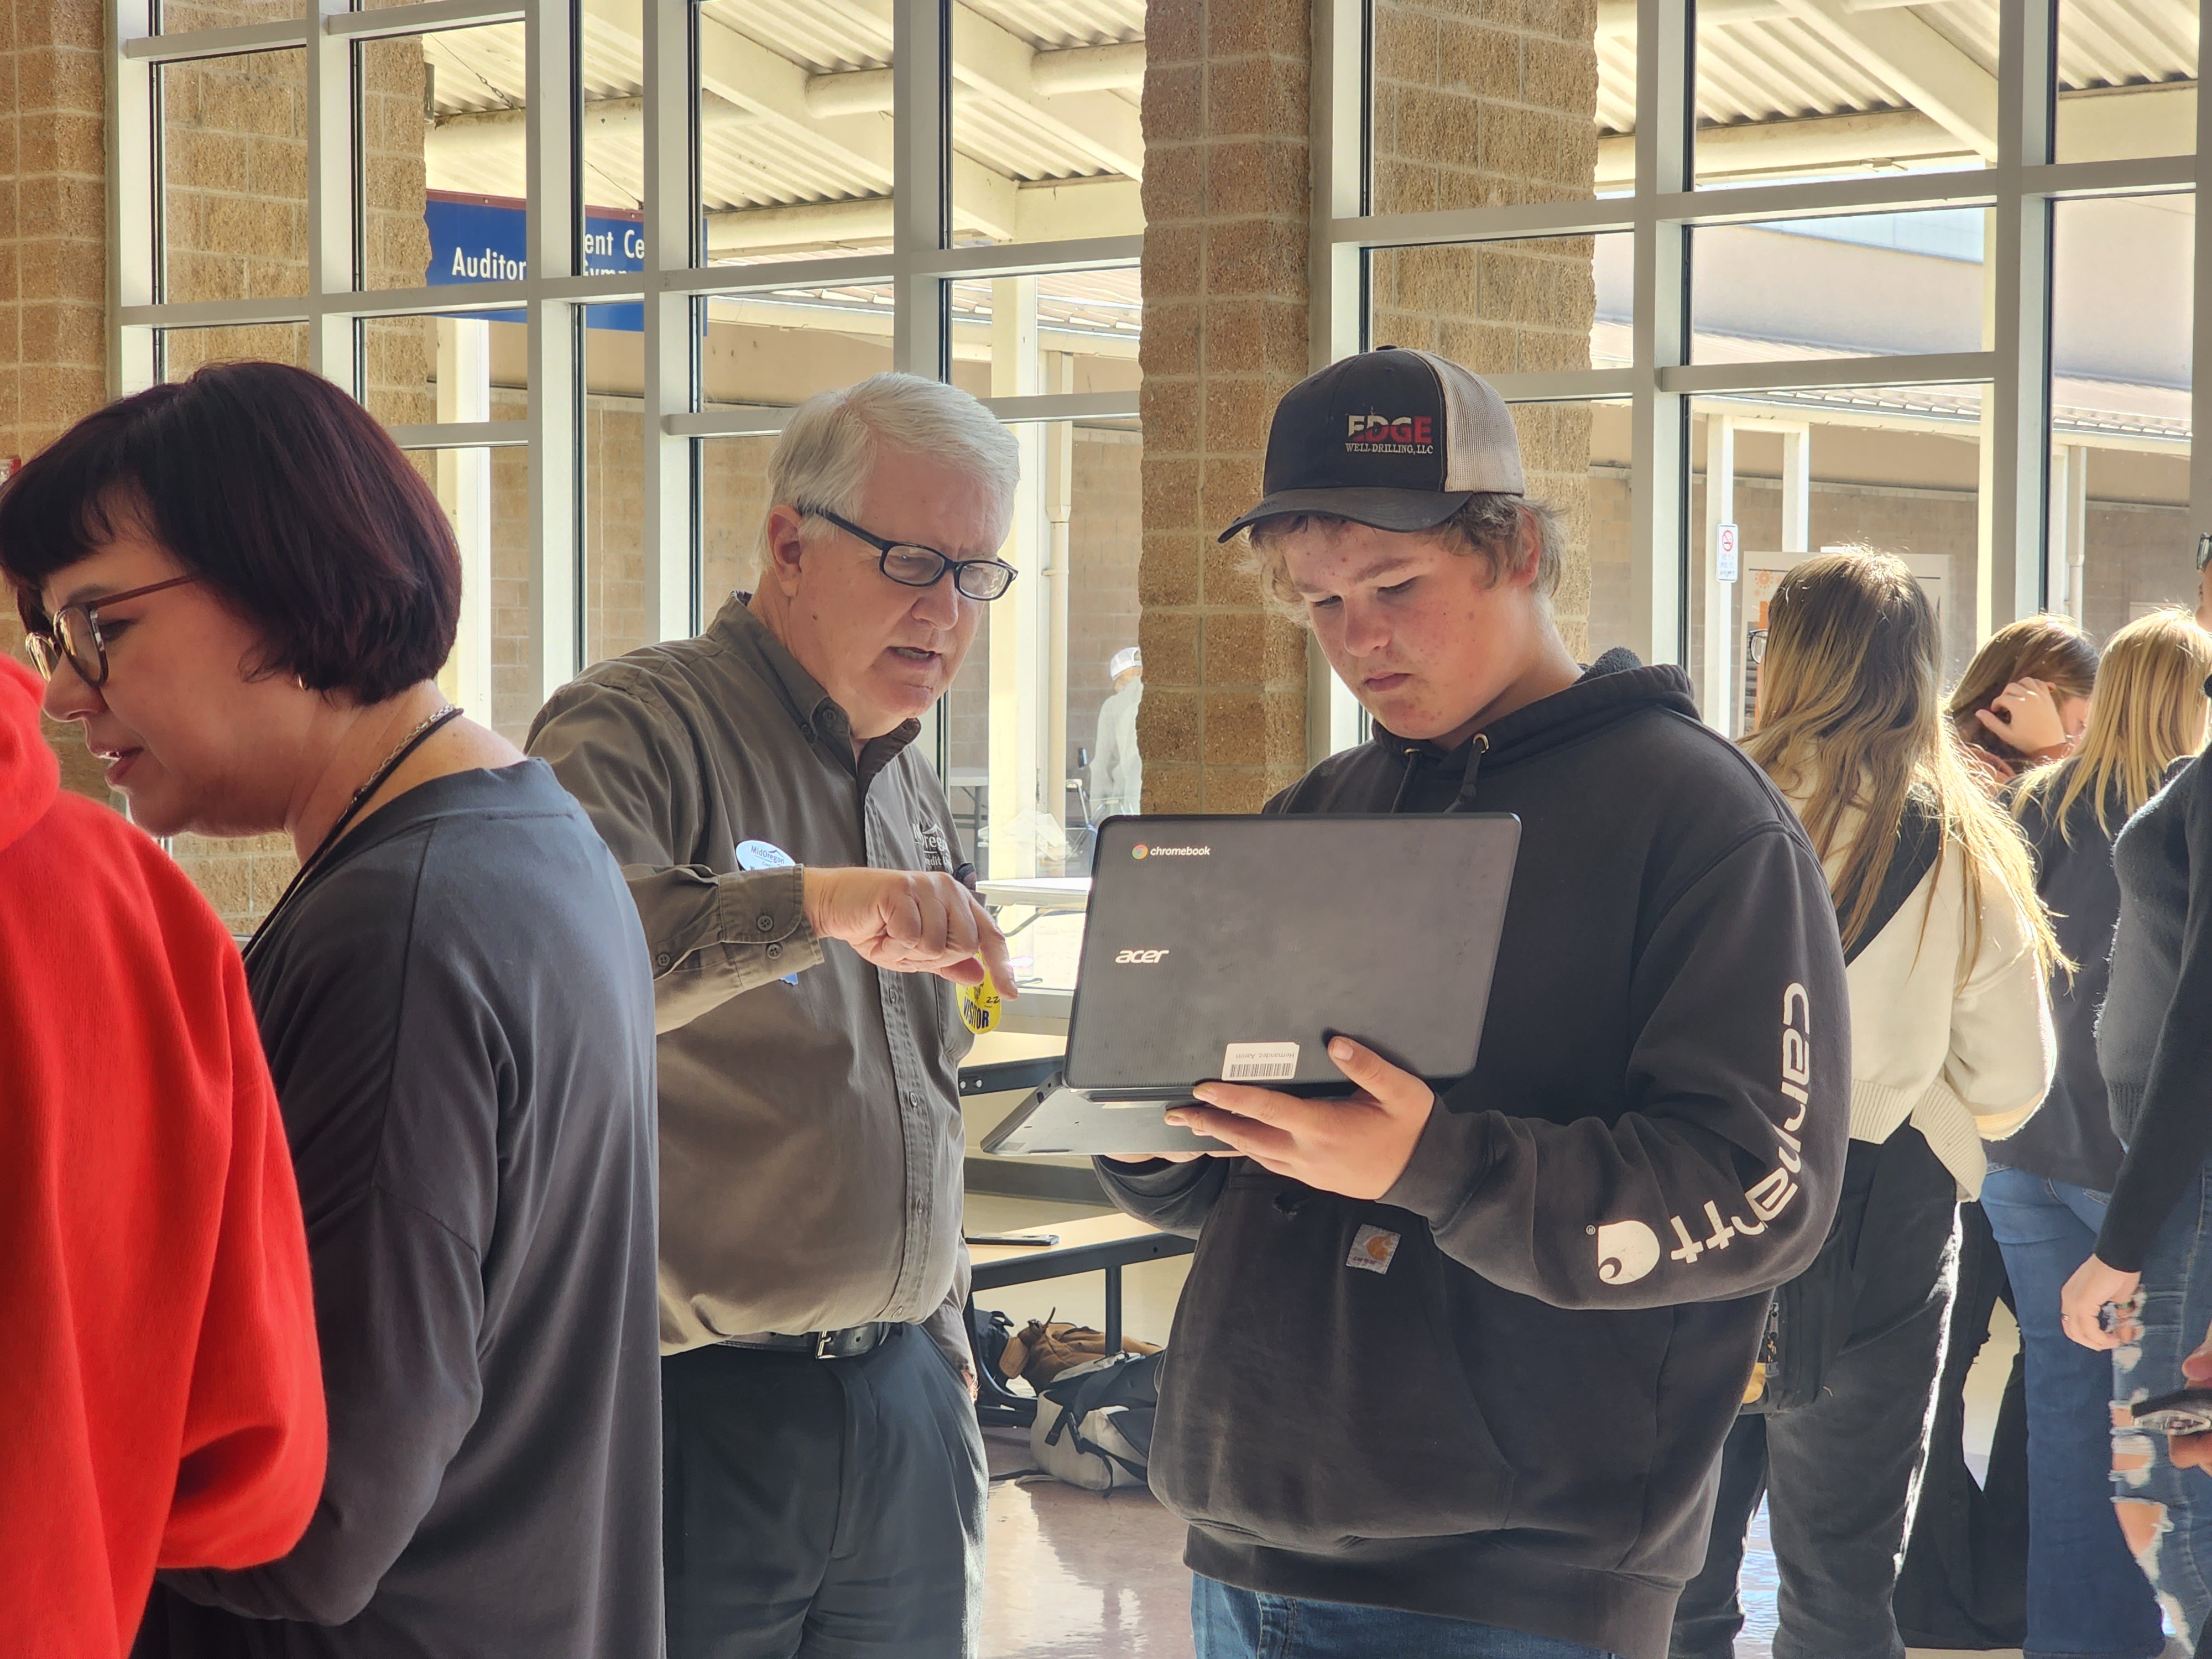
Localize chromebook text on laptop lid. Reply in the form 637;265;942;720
983;812;1520;1157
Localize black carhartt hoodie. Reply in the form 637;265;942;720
1097;651;1850;1659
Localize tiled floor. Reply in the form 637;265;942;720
967;1195;2030;1659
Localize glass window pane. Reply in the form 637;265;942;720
2054;2;2195;164
697;3;895;268
358;36;432;293
1692;211;1985;363
581;0;644;265
1695;8;1990;188
1425;398;1627;671
2052;194;2194;637
584;323;647;667
951;411;1144;889
949;2;1144;246
157;322;310;377
700;282;896;415
953;266;1142;401
1688;390;1984;736
1366;233;1625;375
410;23;528;292
698;435;776;613
160;49;308;302
1368;1;1607;213
159;0;300;31
358;307;526;430
397;443;501;733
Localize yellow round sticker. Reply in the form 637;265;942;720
959;978;1002;1035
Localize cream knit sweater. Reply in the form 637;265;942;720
1781;783;2056;1196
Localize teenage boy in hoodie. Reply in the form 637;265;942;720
1098;347;1851;1659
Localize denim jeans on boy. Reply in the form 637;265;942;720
1191;1579;1623;1659
1979;1165;2165;1659
2108;1156;2212;1647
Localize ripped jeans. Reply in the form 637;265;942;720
2111;1156;2212;1647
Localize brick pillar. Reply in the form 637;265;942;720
1136;0;1314;815
1366;0;1600;654
0;0;109;799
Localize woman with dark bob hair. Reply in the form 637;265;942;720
6;361;662;1658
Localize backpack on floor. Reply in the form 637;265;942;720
1030;1351;1161;1492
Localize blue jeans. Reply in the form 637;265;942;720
2110;1156;2212;1647
1980;1166;2165;1659
1191;1579;1623;1659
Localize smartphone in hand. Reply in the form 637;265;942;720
2130;1387;2212;1436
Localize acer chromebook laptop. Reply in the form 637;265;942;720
982;813;1520;1158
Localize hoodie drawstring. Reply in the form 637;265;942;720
1448;733;1490;813
1387;747;1423;812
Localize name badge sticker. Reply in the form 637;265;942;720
735;838;796;871
1221;1041;1298;1082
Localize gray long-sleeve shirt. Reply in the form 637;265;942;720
528;594;976;1365
137;763;662;1659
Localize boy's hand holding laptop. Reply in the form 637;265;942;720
982;813;1515;1166
1112;1036;1436;1201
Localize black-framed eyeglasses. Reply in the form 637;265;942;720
810;508;1018;602
23;574;201;687
1748;628;1769;666
2195;531;2210;572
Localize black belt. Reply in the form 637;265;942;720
718;1322;893;1360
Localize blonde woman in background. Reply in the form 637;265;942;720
1985;612;2212;1659
1951;614;2103;789
1672;550;2058;1659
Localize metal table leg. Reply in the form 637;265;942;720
1104;1263;1122;1357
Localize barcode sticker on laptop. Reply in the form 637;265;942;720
1222;1042;1299;1082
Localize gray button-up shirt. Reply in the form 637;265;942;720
527;595;975;1363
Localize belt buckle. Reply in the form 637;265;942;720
815;1331;838;1359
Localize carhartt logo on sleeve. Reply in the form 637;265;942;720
1593;1220;1660;1286
1347;1225;1401;1274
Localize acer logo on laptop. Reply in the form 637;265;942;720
1114;949;1171;964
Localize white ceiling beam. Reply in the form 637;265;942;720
699;178;1141;255
1768;0;1997;156
833;0;1143;180
1030;41;1145;97
806;38;1145;118
571;0;1025;239
1595;81;2197;189
1598;0;2022;35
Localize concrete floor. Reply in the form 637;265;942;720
965;1194;2037;1659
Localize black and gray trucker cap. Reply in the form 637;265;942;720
1218;346;1525;542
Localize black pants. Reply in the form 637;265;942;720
662;1326;987;1659
1672;1126;1960;1659
1892;1199;2030;1649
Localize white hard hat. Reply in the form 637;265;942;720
1108;646;1142;679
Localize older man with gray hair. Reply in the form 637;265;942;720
528;373;1022;1659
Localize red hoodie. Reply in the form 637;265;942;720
0;656;325;1656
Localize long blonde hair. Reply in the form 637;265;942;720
2013;608;2212;842
1746;550;2061;972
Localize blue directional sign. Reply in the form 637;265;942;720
425;190;643;331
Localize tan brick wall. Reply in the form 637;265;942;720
1139;1;1604;813
155;18;430;928
1367;3;1600;656
0;0;108;799
1137;0;1314;815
